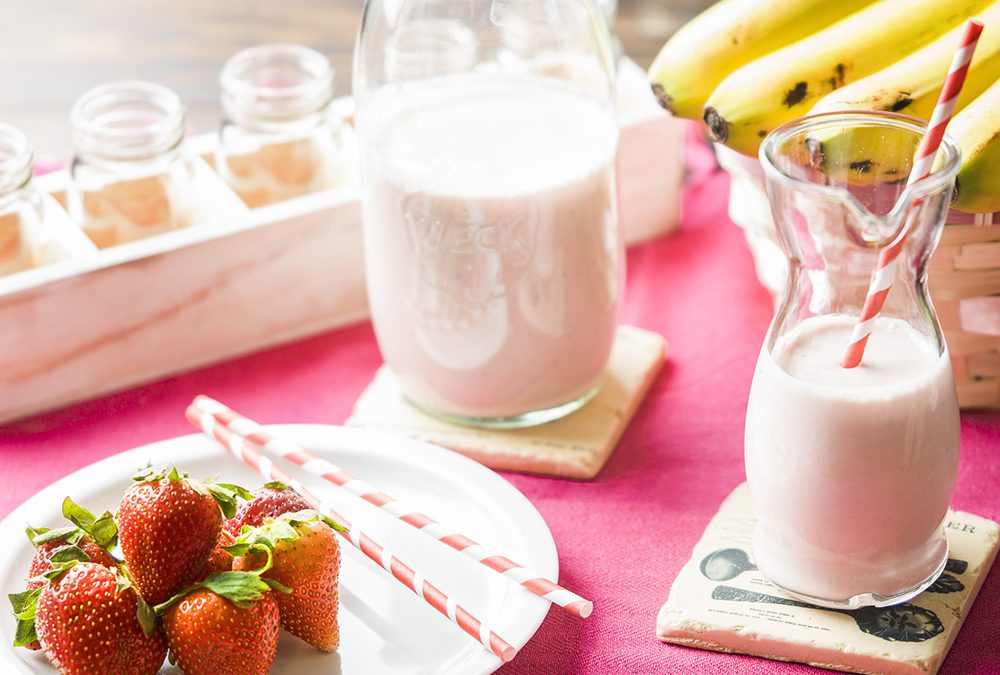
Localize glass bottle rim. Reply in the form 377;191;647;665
220;43;334;128
71;81;186;162
0;122;33;194
759;111;961;221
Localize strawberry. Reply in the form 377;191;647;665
32;559;166;674
26;497;119;586
13;497;119;650
117;466;249;605
158;571;282;675
224;481;311;535
232;510;341;652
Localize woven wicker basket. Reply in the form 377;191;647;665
717;145;1000;410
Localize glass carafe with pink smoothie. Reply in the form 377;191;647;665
746;112;961;609
354;0;621;428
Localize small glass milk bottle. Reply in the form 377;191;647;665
69;81;192;249
745;112;961;609
0;123;46;276
217;44;344;208
355;0;621;428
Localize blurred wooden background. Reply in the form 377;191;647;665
0;0;710;157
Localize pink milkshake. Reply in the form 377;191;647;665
745;314;960;605
362;76;621;422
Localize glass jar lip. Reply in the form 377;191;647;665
221;43;334;125
0;122;34;193
759;110;961;217
71;80;186;161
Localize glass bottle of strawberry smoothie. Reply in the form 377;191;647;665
355;0;622;428
746;112;961;609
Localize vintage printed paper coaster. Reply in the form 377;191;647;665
657;482;1000;675
346;325;666;479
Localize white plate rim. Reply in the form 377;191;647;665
0;424;559;675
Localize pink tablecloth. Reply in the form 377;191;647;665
2;128;998;674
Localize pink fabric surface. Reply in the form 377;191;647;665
2;125;999;673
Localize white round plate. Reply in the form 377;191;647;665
0;425;557;674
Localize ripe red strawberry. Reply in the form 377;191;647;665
117;466;247;605
15;497;119;651
162;587;280;675
33;562;167;674
232;511;341;652
225;481;311;535
27;496;119;588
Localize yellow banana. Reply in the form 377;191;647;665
647;0;877;120
950;78;1000;213
805;3;1000;185
704;0;994;156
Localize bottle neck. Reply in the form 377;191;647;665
71;81;186;165
0;123;33;196
221;44;334;133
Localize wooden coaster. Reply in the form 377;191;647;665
657;483;1000;675
346;325;666;479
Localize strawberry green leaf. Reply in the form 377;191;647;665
154;571;273;613
61;496;97;531
263;578;292;594
280;510;320;526
202;481;251;520
8;588;41;616
49;545;90;565
132;464;186;483
13;615;37;648
33;545;90;582
136;595;157;637
222;542;253;557
321;514;350;535
233;519;298;552
89;516;118;551
263;481;290;490
198;571;272;609
8;588;41;648
216;482;254;501
26;525;83;547
203;484;239;520
61;497;118;550
131;464;159;483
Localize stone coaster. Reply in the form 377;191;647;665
657;483;1000;675
346;325;666;479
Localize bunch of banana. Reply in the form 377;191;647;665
649;0;993;156
701;0;993;156
647;0;877;119
805;2;1000;185
950;78;1000;212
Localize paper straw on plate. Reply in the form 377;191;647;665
842;19;984;368
189;395;593;619
184;403;517;663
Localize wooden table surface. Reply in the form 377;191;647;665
0;0;709;157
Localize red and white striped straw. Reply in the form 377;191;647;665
189;395;593;619
842;19;983;369
185;403;517;663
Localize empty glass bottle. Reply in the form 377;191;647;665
69;81;192;249
217;44;346;208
